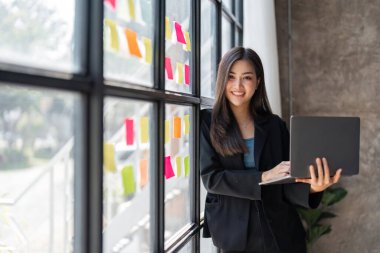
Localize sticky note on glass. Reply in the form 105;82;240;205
174;22;186;44
128;0;136;20
165;120;170;144
104;0;116;10
184;155;190;177
176;156;182;177
121;165;136;196
184;31;191;51
165;57;174;80
125;118;134;145
103;143;116;173
142;37;152;64
184;64;190;85
140;116;149;144
165;16;172;40
176;62;184;84
184;114;190;135
140;159;148;188
165;156;175;179
173;116;182;138
125;28;142;58
105;19;119;50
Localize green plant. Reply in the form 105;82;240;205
297;187;348;250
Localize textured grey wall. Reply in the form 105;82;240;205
275;0;380;252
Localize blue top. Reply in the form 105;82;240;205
243;138;256;169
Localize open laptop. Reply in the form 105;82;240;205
259;116;360;185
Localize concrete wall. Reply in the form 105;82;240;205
275;0;380;252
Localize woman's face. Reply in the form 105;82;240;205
225;60;259;110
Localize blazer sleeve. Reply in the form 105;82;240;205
200;110;262;200
280;118;323;209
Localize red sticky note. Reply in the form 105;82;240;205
184;64;190;85
174;22;186;44
104;0;116;10
125;28;142;58
125;118;134;145
165;57;174;80
164;156;175;179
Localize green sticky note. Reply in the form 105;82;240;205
121;165;136;196
184;155;190;177
176;156;182;177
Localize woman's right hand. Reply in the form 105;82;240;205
261;161;291;182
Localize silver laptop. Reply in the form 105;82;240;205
259;116;360;185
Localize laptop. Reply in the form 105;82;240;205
259;116;360;185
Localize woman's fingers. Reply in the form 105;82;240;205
323;157;330;184
309;165;317;184
316;158;323;186
332;168;342;183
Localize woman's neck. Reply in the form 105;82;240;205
230;105;252;124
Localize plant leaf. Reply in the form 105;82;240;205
297;208;323;227
308;224;332;245
321;187;348;206
320;211;336;219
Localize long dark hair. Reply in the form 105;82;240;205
210;47;272;156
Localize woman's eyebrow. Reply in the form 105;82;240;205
229;71;254;75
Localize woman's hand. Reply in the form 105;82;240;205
295;157;342;193
262;161;291;182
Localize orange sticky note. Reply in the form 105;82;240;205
184;155;190;177
184;64;190;85
125;118;134;145
173;116;182;138
105;19;119;50
165;120;170;144
176;156;182;177
184;31;191;51
128;0;136;20
104;0;116;10
140;116;149;143
140;159;148;188
165;57;174;80
165;156;175;179
103;143;116;173
174;22;186;44
165;16;172;40
184;114;190;135
176;62;184;84
142;37;152;64
125;28;142;58
121;165;136;196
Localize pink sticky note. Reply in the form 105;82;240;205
184;64;190;85
125;118;134;145
165;57;174;80
165;156;175;179
174;22;186;44
104;0;116;10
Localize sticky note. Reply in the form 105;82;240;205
176;62;184;84
128;0;136;20
125;28;142;58
184;114;190;135
140;116;149;144
174;22;186;44
121;165;136;196
104;143;116;173
176;156;182;177
165;16;172;40
165;156;175;179
105;19;119;50
125;118;134;145
184;155;190;177
165;57;174;80
173;116;182;138
104;0;116;10
140;159;148;188
142;37;152;64
184;64;190;85
165;120;170;144
184;32;191;51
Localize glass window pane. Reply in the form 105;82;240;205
201;0;217;99
0;84;79;252
165;0;192;93
103;98;153;253
164;104;192;244
223;0;233;13
178;241;192;253
222;15;232;56
200;228;218;253
0;0;78;73
104;0;154;86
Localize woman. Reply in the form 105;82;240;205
200;47;342;253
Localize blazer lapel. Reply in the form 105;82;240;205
254;119;268;170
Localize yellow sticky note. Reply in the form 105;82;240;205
176;62;184;84
184;114;190;135
165;119;170;144
165;16;172;40
176;156;182;177
140;116;149;143
184;32;191;51
184;155;190;177
142;37;152;64
103;143;116;173
105;19;119;50
128;0;136;20
121;165;136;196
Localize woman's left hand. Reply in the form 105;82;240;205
295;157;342;193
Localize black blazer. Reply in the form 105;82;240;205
200;109;322;252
